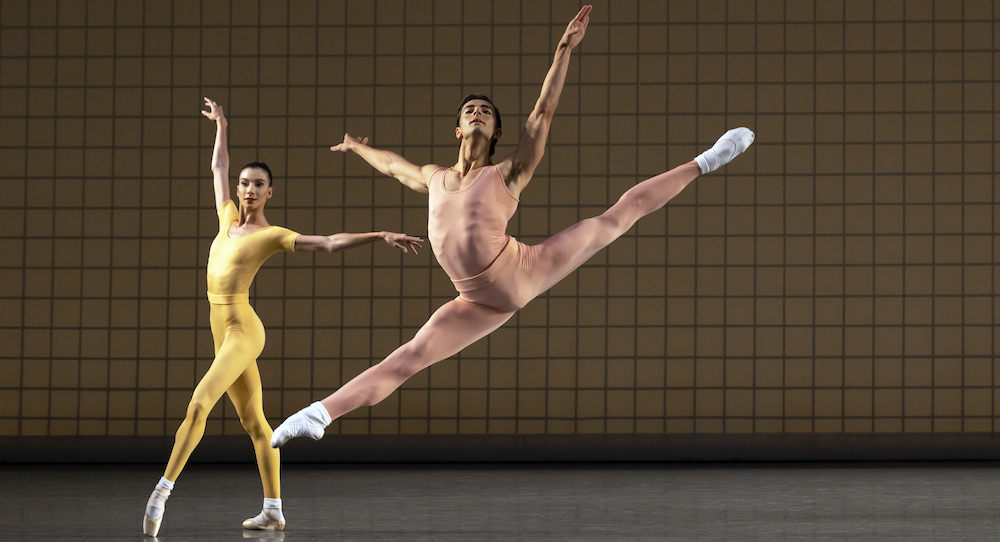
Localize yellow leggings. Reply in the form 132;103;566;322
163;301;279;498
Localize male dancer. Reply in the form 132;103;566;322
271;5;753;446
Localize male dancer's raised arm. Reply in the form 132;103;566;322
330;6;592;196
500;5;591;197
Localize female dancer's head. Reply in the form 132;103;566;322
238;161;273;211
455;94;502;156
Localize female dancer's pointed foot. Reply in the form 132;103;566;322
143;487;170;536
243;510;286;531
270;402;331;447
694;127;755;174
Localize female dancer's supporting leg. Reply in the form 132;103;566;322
145;304;284;535
271;127;754;445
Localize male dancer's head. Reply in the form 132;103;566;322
238;161;274;212
455;94;502;159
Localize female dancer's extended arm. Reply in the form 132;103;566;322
294;231;422;254
201;97;230;208
504;5;592;196
330;133;439;194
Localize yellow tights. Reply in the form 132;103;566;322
163;301;279;498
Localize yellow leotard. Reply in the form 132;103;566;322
207;200;299;302
163;200;298;498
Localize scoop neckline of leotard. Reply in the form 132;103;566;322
440;164;494;194
226;220;276;240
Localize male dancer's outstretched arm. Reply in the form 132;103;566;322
500;4;591;197
330;134;439;193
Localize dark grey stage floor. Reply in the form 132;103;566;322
2;462;999;541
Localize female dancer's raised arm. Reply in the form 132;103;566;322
201;97;231;209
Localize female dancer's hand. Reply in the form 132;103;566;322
330;133;369;153
201;97;226;123
382;232;422;254
560;5;592;49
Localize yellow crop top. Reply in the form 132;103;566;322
206;200;299;304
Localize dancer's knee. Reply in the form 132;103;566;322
385;354;423;381
381;342;431;383
239;413;271;441
589;211;634;248
614;189;652;222
184;397;213;425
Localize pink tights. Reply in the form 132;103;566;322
320;161;701;420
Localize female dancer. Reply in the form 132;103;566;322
142;98;422;536
271;5;754;446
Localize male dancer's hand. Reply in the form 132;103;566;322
201;97;226;123
330;133;369;153
560;5;592;48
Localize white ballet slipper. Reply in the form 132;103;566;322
694;127;755;174
270;402;331;448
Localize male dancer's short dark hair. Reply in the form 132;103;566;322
457;94;502;156
242;161;273;186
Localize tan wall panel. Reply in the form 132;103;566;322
1;0;998;438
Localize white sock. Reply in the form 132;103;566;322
693;127;755;174
311;401;332;425
263;497;284;522
270;401;332;447
145;478;173;520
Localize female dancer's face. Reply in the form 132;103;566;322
237;167;273;211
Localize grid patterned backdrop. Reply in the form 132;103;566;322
1;0;997;440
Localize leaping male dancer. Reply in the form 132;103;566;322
271;5;754;446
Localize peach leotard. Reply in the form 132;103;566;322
427;165;541;313
269;152;706;437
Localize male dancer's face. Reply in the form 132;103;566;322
237;167;273;210
456;99;500;146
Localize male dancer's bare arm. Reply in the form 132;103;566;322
201;97;230;208
294;231;422;254
505;5;592;196
331;133;438;194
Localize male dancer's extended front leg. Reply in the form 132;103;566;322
523;161;702;296
521;128;754;296
271;299;514;446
